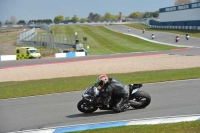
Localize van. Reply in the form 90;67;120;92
15;47;41;59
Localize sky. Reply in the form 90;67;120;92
0;0;197;23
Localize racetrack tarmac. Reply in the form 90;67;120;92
0;79;200;133
106;25;200;48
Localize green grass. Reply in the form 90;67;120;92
0;28;19;33
0;67;200;99
53;25;75;35
51;25;178;55
0;28;23;43
69;120;200;133
124;23;200;38
0;34;18;43
36;30;49;35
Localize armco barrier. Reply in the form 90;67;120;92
0;55;16;61
55;52;86;58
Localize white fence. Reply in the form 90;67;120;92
142;23;200;30
16;28;37;44
150;25;200;30
40;24;51;32
0;55;16;61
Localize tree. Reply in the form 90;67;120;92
88;12;94;21
54;15;64;23
103;12;117;21
65;16;70;21
104;12;112;20
10;16;17;24
0;21;2;26
129;12;143;19
143;12;153;18
47;19;53;23
93;13;101;21
28;19;52;24
71;15;79;22
142;11;159;18
5;20;11;25
152;11;159;18
88;12;101;21
80;18;88;22
17;20;26;25
174;0;191;6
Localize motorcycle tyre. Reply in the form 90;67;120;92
77;99;98;113
130;91;151;109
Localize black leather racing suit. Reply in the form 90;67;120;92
99;78;129;112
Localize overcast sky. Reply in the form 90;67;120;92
0;0;197;22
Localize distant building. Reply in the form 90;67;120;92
119;12;126;22
149;2;200;27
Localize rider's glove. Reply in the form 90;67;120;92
94;83;99;87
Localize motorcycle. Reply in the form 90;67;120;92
152;35;155;40
186;35;189;40
77;84;151;113
176;37;179;42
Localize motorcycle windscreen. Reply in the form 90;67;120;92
84;86;99;96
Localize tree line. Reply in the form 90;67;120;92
175;0;200;5
1;19;53;25
28;19;53;24
53;11;159;23
1;0;199;26
0;11;159;25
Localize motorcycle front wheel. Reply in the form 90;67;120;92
130;91;151;109
77;99;98;113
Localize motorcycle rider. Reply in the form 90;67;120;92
151;33;154;39
186;33;189;40
95;74;129;113
176;35;179;42
143;28;145;33
128;28;130;32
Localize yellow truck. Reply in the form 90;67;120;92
15;47;41;60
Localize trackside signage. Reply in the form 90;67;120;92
159;2;200;13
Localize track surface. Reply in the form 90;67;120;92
1;79;200;133
108;25;200;48
1;25;200;69
1;25;200;133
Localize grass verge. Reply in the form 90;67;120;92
0;67;200;99
69;120;200;133
0;28;22;43
51;25;178;55
124;23;200;38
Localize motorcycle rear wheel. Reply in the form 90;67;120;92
130;91;151;109
77;100;98;113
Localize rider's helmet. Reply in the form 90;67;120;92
97;74;108;87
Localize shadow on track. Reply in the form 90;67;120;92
66;108;142;118
66;110;115;118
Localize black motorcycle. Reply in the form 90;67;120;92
77;84;151;113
